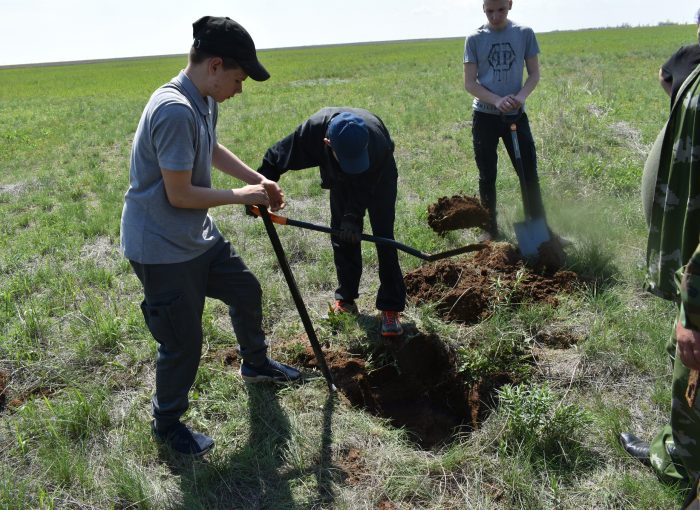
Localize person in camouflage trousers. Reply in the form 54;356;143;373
620;63;700;504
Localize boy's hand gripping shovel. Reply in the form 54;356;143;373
505;112;550;259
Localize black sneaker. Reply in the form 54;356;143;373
151;421;214;457
240;357;302;383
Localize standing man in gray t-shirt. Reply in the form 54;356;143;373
120;16;301;457
464;0;546;242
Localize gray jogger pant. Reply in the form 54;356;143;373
130;238;268;428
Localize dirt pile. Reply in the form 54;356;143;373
405;242;579;324
297;333;513;449
427;195;491;234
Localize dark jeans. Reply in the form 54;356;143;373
471;110;545;229
329;176;406;312
130;238;268;429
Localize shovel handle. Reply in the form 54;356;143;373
248;205;287;225
246;206;484;261
255;205;336;391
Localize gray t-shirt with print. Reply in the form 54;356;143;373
120;71;222;264
464;21;539;114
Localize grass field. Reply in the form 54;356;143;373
0;23;695;509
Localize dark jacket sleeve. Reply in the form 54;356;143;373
258;117;326;181
660;47;683;83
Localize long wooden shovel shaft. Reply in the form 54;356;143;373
257;206;336;391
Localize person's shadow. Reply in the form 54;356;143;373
162;382;338;509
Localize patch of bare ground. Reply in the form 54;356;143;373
0;182;30;197
79;236;121;270
610;120;647;156
335;447;365;486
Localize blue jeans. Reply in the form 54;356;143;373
130;238;268;428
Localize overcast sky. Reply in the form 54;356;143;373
0;0;696;66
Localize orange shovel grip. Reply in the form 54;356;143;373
247;205;288;225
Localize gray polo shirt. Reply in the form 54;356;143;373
464;21;539;114
120;71;222;264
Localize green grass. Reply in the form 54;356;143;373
0;23;696;508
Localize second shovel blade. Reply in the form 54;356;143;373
514;217;550;260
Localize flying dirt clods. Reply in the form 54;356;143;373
427;195;491;234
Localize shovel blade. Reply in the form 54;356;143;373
514;217;550;259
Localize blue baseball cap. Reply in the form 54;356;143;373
326;112;370;174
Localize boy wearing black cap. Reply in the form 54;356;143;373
120;16;301;457
257;108;406;337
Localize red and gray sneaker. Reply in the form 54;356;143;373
331;299;359;315
380;311;403;337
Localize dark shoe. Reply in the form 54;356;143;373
380;311;404;337
331;299;359;315
240;357;302;383
619;432;651;467
152;421;214;457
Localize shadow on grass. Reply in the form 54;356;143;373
161;384;338;509
282;392;347;508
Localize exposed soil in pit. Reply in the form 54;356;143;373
427;195;491;234
405;242;580;324
296;332;515;449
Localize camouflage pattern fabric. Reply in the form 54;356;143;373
645;65;700;484
680;244;700;330
645;63;700;305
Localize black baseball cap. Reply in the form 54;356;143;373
192;16;270;81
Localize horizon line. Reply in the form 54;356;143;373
0;22;685;70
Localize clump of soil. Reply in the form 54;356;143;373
336;447;365;486
404;242;579;324
296;333;514;449
427;195;491;234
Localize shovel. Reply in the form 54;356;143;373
256;206;337;392
247;206;486;262
504;112;550;259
